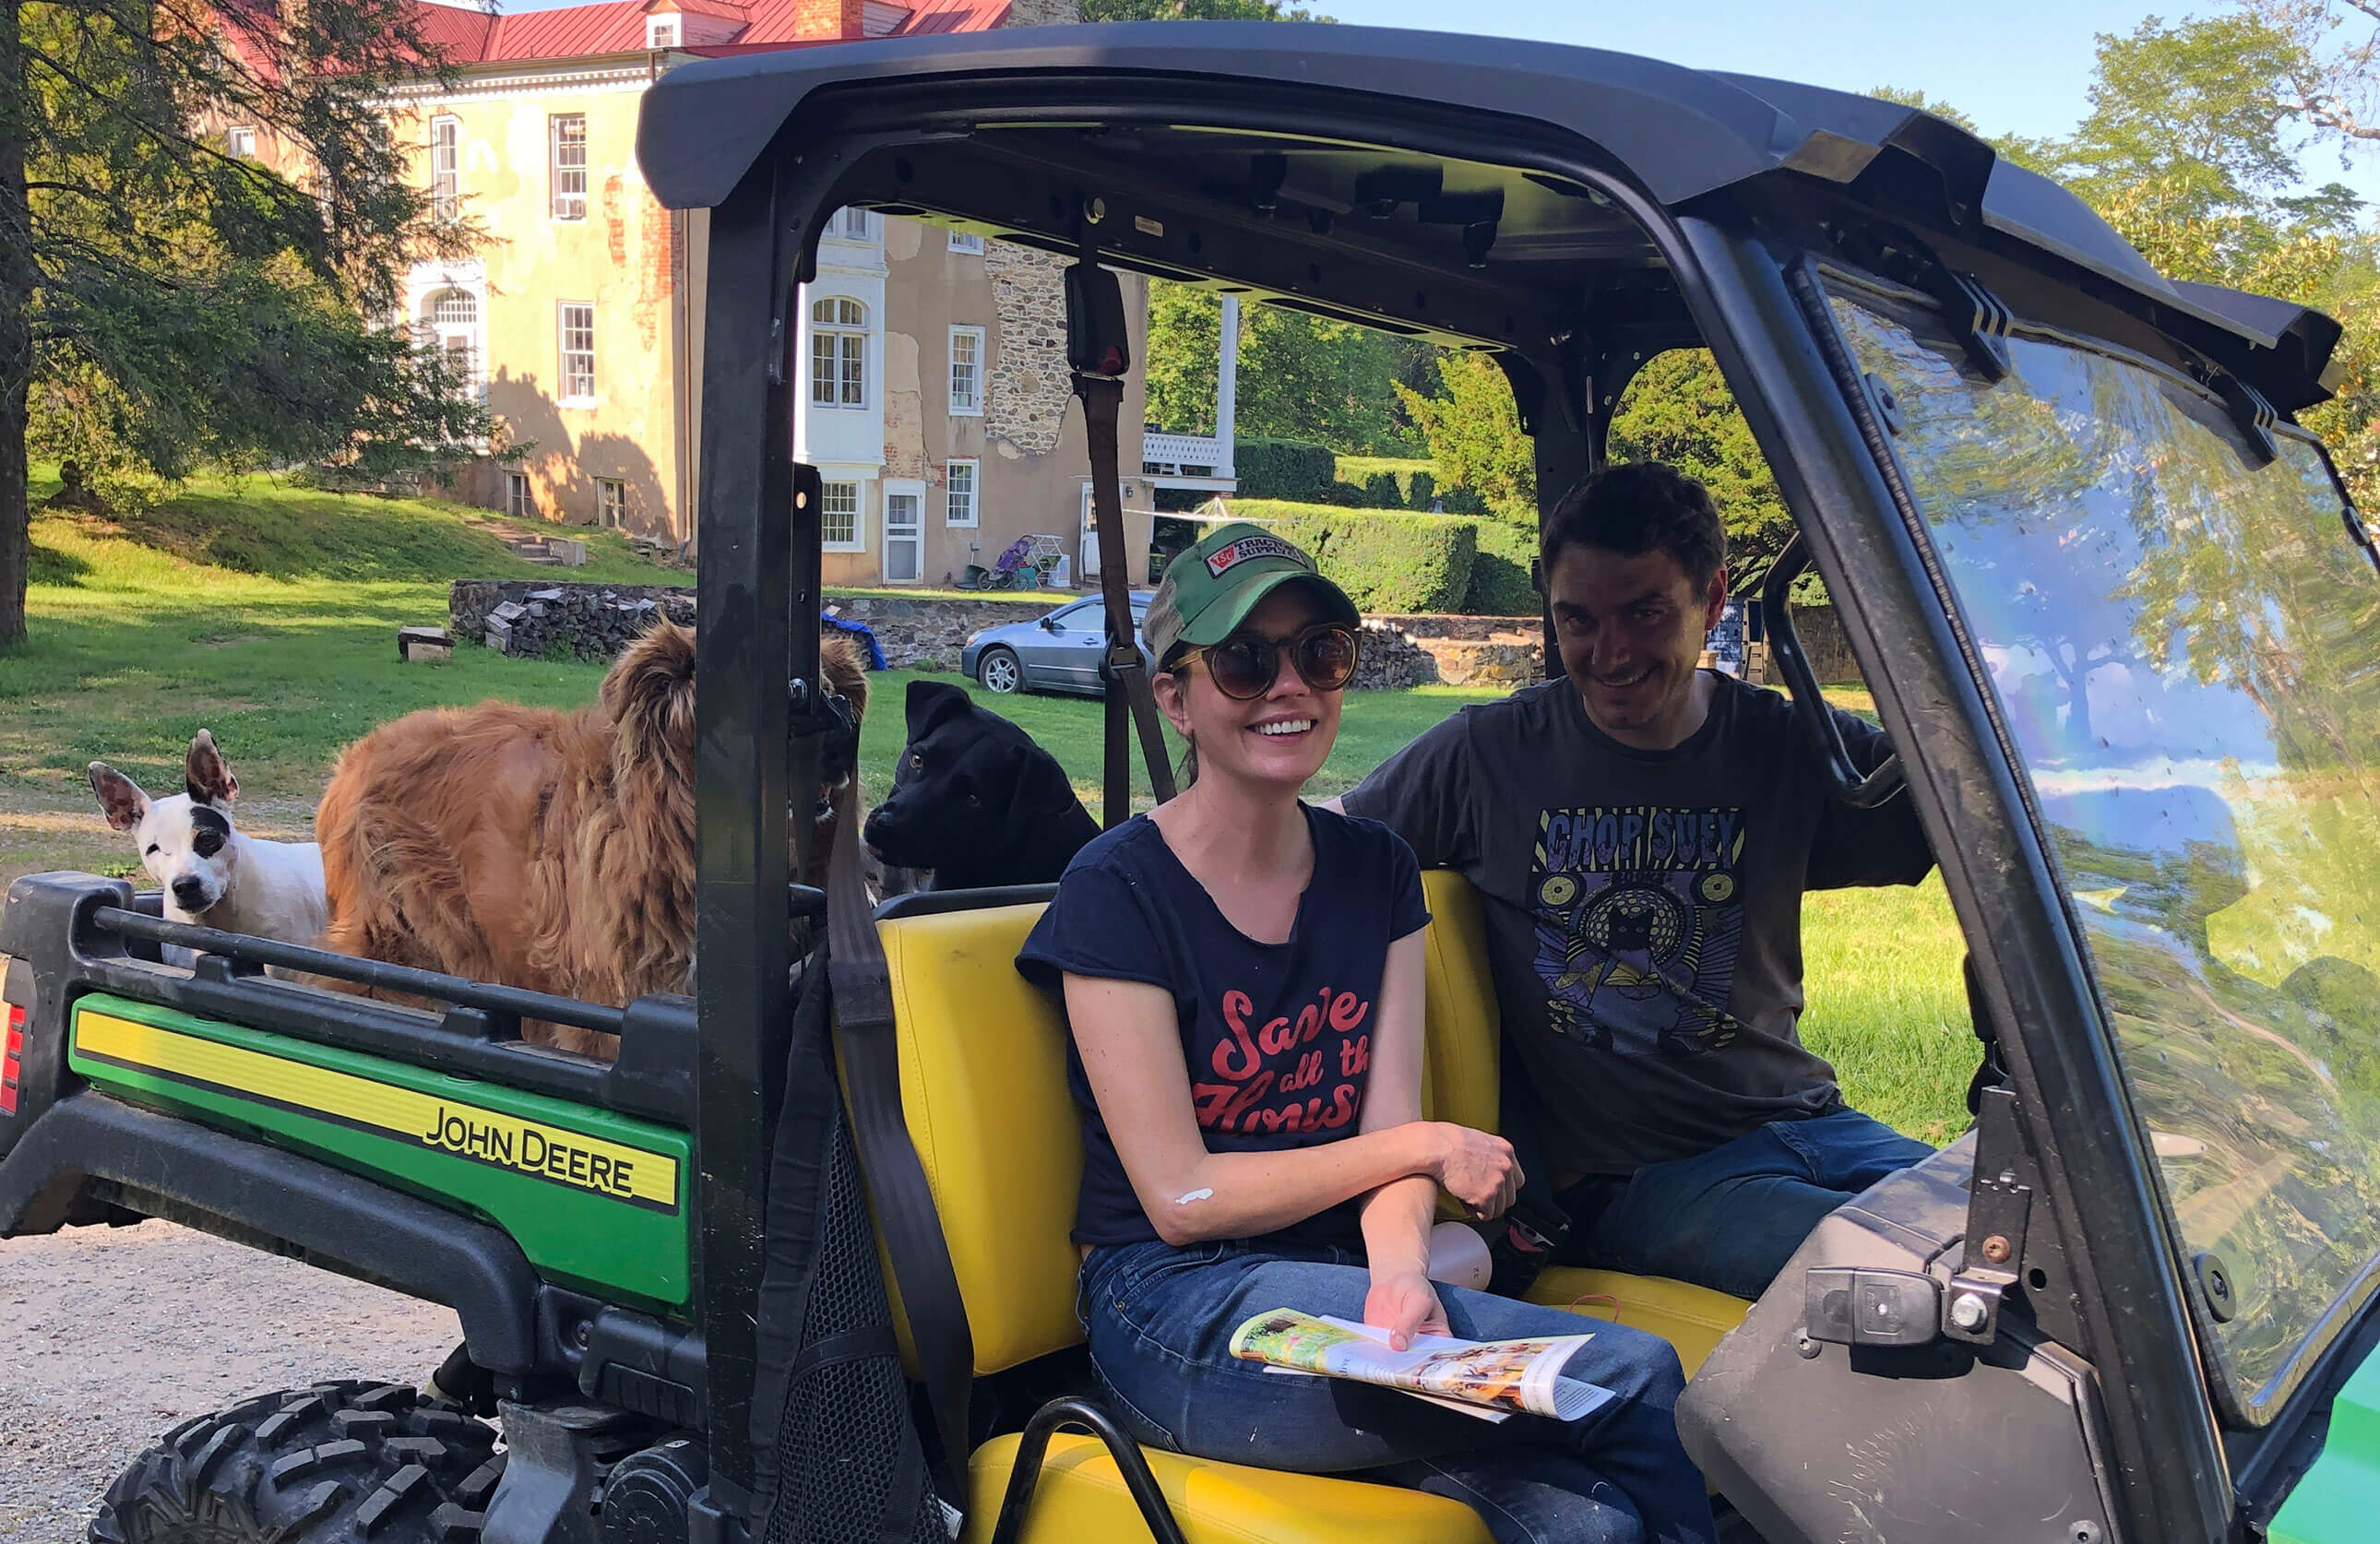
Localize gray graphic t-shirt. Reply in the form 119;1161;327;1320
1343;671;1934;1177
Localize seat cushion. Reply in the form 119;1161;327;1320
965;1431;1495;1544
874;901;1087;1376
1525;1267;1752;1379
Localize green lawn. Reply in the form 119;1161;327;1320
3;473;1972;1143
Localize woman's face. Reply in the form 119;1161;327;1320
1159;586;1343;794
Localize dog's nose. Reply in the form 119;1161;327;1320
171;878;208;908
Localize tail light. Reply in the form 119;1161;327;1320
2;1002;23;1116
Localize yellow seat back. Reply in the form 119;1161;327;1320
875;901;1086;1376
1419;869;1499;1133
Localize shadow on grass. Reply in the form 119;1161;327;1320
28;540;92;588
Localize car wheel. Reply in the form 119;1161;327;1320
978;647;1023;695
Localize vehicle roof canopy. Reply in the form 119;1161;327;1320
637;21;2342;412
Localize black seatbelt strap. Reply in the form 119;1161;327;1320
826;798;974;1502
1077;373;1178;825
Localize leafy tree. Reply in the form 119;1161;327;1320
1606;349;1791;573
1;0;492;646
2060;14;2309;213
1396;350;1534;519
1146;283;1431;454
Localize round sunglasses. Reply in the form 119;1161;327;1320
1175;623;1362;700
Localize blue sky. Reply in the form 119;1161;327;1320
493;0;2380;203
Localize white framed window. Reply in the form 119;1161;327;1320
646;16;678;46
945;459;978;527
827;207;876;242
559;303;595;404
423;288;482;402
507;472;532;518
227;126;256;160
947;230;983;255
430;116;459;221
821;481;863;550
550;114;587;220
599;478;626;529
809;296;867;410
947;326;984;416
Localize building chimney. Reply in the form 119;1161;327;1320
792;0;868;38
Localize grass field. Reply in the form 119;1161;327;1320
3;471;1973;1142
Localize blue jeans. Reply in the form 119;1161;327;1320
1558;1108;1936;1301
1078;1237;1717;1544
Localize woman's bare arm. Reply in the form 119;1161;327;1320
1356;931;1440;1281
1068;969;1465;1246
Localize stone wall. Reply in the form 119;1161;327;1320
982;243;1075;457
451;580;696;661
824;593;1053;671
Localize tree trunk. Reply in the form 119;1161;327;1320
0;0;30;647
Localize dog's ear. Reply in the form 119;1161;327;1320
1002;738;1079;828
185;730;238;805
89;762;151;832
904;679;975;740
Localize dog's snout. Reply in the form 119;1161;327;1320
170;876;209;908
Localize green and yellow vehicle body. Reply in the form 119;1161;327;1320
65;993;691;1313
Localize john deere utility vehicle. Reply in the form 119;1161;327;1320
6;20;2380;1544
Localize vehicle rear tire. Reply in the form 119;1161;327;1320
977;646;1023;695
89;1381;503;1544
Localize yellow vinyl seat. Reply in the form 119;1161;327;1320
856;872;1752;1544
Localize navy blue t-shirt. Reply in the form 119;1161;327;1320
1017;805;1431;1248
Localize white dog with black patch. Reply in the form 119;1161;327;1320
88;730;327;956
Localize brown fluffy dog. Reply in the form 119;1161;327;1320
312;622;867;1057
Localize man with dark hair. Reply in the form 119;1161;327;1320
1332;461;1936;1301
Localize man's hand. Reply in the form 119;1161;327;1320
1364;1267;1450;1352
1428;1122;1522;1219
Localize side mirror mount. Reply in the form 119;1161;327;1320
1040;615;1061;632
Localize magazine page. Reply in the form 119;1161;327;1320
1228;1309;1614;1422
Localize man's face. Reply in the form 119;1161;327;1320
1545;543;1726;750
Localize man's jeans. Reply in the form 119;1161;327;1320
1078;1237;1718;1544
1555;1109;1937;1302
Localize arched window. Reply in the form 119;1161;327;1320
810;296;867;409
422;288;482;401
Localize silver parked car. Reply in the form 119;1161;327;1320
960;592;1156;696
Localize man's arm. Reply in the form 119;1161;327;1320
1330;711;1481;872
1808;705;1935;888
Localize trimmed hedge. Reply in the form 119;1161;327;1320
1231;500;1477;613
1334;456;1446;511
1236;439;1337;503
1467;519;1540;618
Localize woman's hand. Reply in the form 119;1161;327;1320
1364;1267;1450;1352
1429;1123;1522;1219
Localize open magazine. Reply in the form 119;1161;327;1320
1229;1308;1615;1423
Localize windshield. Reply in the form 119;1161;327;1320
1828;279;2380;1420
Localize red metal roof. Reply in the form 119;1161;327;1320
409;0;1010;66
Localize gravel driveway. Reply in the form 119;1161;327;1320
0;1221;462;1543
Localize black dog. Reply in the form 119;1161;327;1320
864;680;1099;891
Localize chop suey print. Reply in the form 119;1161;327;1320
1532;803;1749;1057
1192;981;1374;1135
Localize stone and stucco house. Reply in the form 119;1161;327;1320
346;0;1158;584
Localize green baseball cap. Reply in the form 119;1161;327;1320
1145;521;1362;664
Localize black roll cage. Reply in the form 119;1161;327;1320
673;51;2354;1542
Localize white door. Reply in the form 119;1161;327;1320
1078;483;1101;578
884;490;922;583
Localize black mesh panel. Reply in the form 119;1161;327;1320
760;1108;946;1544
